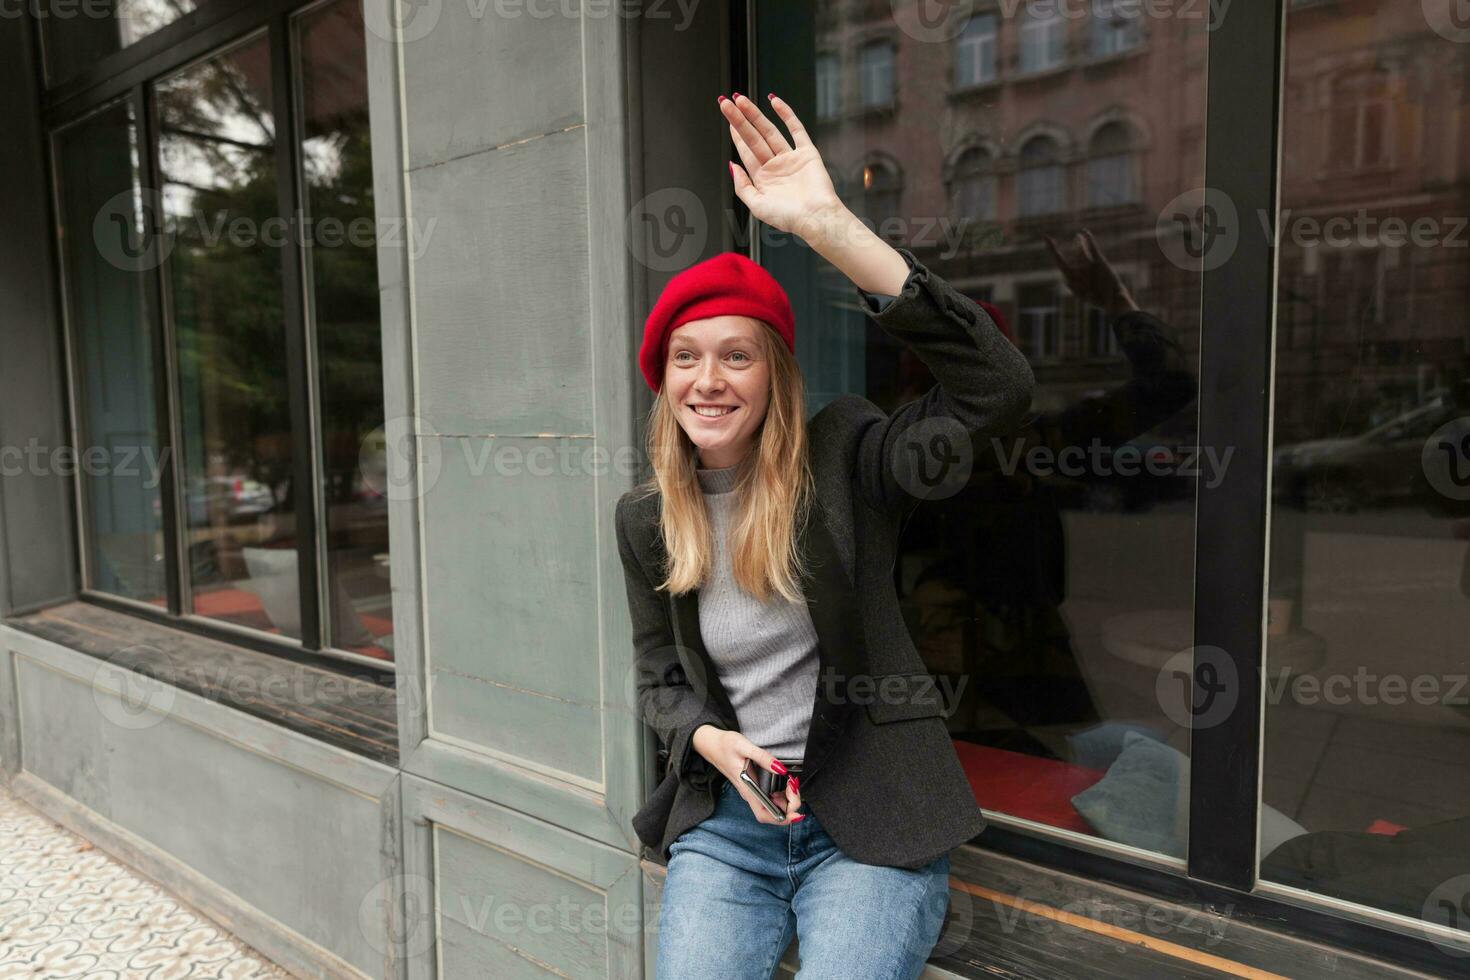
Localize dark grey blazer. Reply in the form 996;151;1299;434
615;245;1037;870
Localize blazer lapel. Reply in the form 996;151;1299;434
666;498;866;788
795;497;866;786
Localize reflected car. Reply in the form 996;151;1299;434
1273;396;1458;513
183;475;276;525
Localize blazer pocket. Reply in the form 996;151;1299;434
863;672;949;724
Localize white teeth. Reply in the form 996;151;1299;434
693;406;735;417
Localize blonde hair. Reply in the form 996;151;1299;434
637;320;814;604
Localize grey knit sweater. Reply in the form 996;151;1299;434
694;463;820;761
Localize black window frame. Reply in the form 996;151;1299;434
37;0;393;684
746;0;1466;972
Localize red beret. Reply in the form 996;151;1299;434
978;300;1015;344
640;252;795;393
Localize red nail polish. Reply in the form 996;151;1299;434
767;92;776;101
717;95;728;104
732;91;743;101
791;814;806;823
788;776;800;794
770;760;788;775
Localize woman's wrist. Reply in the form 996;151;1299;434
798;205;910;297
691;723;724;764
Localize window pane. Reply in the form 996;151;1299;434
1262;0;1470;933
52;101;167;605
155;35;301;638
759;0;1206;862
41;0;219;87
296;0;392;662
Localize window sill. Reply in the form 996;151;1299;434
3;599;399;766
1011;63;1071;85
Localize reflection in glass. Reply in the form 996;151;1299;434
155;35;301;638
41;1;213;86
297;0;392;662
52;101;166;604
761;1;1204;860
1262;0;1470;936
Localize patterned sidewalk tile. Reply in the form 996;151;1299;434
0;781;292;979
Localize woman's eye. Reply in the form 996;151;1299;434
728;352;749;363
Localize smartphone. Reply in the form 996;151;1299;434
738;760;790;820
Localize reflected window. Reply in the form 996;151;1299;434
954;14;998;88
1017;283;1061;361
858;158;903;239
816;53;841;120
949;146;997;224
1086;122;1138;208
52;101;167;605
1328;71;1393;172
1262;0;1470;935
1018;135;1066;217
859;40;895;109
1091;0;1142;58
1019;3;1066;74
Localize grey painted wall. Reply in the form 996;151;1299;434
0;16;78;617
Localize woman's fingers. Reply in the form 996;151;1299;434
732;93;792;156
720;95;775;166
729;124;763;180
766;94;812;150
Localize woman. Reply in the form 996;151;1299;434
615;92;1036;979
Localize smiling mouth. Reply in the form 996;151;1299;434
690;405;738;418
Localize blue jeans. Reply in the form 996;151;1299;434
657;780;952;979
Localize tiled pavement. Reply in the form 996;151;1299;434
0;781;291;979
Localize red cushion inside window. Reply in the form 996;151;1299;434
952;740;1108;835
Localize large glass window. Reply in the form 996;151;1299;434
297;0;394;661
40;0;219;86
48;0;390;663
52;101;167;606
759;0;1205;864
155;34;300;639
1262;0;1470;937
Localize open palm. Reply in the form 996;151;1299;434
721;94;845;240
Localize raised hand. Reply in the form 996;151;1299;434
720;93;844;242
1044;229;1138;315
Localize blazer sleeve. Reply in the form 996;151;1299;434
615;493;727;791
851;245;1037;514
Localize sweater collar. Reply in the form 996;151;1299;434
695;464;738;495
